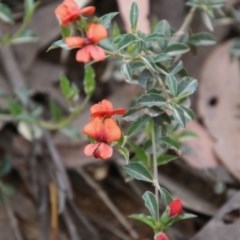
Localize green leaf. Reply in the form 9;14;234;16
11;30;38;44
121;63;132;81
177;77;198;99
130;2;139;32
189;32;216;46
201;12;214;32
47;40;70;52
140;56;157;73
159;187;173;206
117;34;136;51
119;147;129;163
129;141;149;164
155;20;171;39
23;0;39;25
99;12;118;28
145;33;165;42
175;213;197;222
83;66;96;96
171;61;183;75
171;104;194;127
157;154;177;166
153;53;172;63
142;191;159;220
124;162;152;182
127;115;149;136
137;93;165;108
166;43;190;56
60;75;78;100
130;214;156;229
160;136;180;150
139;69;152;89
61;25;72;38
165;75;178;97
8;100;23;116
49;99;63;121
0;3;14;24
99;39;114;51
177;130;197;142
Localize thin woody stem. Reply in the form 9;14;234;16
172;7;197;42
151;121;159;220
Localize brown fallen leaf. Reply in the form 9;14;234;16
182;120;219;169
198;40;240;181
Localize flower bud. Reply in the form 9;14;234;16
155;232;169;240
168;198;183;217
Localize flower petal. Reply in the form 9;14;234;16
84;143;113;160
65;36;86;48
90;99;127;117
103;118;122;143
80;6;95;15
94;143;113;160
55;0;81;26
76;46;91;63
83;117;103;140
84;143;98;156
90;99;113;117
87;23;108;43
89;45;106;62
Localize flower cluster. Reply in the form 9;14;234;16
55;0;108;63
83;99;126;160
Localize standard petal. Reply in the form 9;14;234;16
87;23;108;43
103;118;122;143
90;99;127;117
65;36;86;48
90;99;113;117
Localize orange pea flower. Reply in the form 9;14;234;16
90;99;127;118
83;117;122;143
65;23;108;63
55;0;95;26
83;117;122;160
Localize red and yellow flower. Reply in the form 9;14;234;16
55;0;95;26
65;23;108;63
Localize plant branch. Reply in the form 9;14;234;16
172;7;197;42
151;120;159;221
